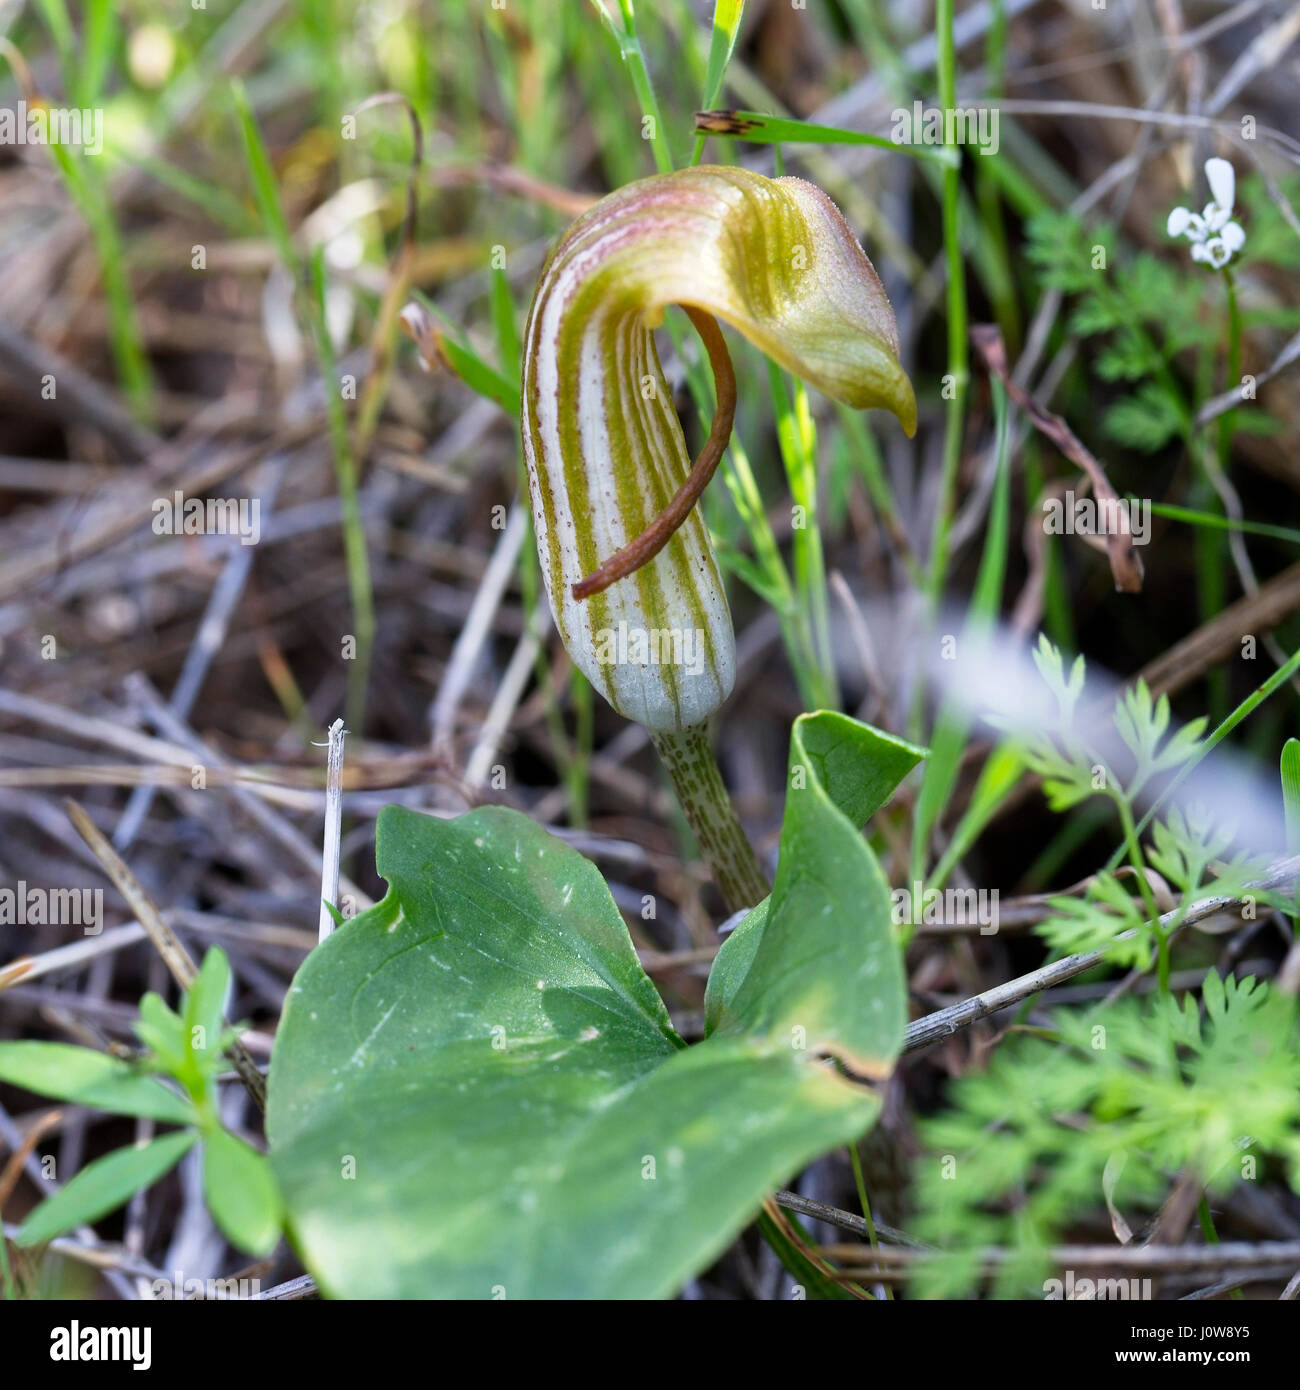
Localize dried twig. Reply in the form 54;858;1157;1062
113;456;287;850
903;855;1300;1055
64;801;268;1113
973;323;1144;593
823;1238;1300;1280
1196;327;1300;427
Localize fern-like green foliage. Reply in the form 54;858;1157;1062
1008;636;1205;807
1003;639;1271;967
1037;808;1267;968
1112;681;1209;801
1145;805;1260;902
1038;869;1152;966
913;973;1300;1297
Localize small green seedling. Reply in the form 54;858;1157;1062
0;948;281;1258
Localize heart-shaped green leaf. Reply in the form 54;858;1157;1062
706;711;925;1074
269;800;887;1298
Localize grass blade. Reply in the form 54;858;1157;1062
690;0;746;166
693;109;958;165
17;1131;198;1247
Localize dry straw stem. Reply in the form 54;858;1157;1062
252;1273;319;1300
0;1108;63;1212
317;719;347;943
429;162;596;218
1137;563;1300;698
116;673;369;907
0;413;322;601
773;1188;923;1249
64;800;268;1113
429;503;530;756
0;318;161;460
1;911;316;996
1196;326;1300;427
0;923;146;993
823;1237;1300;1284
0;1107;129;1298
112;463;287;852
464;607;552;789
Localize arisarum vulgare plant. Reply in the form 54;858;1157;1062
521;165;916;908
252;168;928;1302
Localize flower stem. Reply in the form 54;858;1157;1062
650;723;770;913
1217;267;1242;468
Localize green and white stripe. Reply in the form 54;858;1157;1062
521;166;915;732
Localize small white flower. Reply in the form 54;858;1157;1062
1167;157;1245;269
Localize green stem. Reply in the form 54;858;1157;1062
926;0;968;601
606;0;674;174
849;1140;892;1300
1217;267;1242;469
650;723;770;912
768;363;839;709
1196;1192;1245;1300
310;250;375;735
1115;794;1166;992
52;150;155;422
1117;642;1300;864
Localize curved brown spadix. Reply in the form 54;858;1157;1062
521;165;915;733
571;306;736;601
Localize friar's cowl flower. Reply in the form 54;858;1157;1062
1167;157;1245;269
521;165;916;733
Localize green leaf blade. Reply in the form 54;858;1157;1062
0;1042;195;1125
1281;739;1300;854
184;948;231;1058
17;1131;197;1247
706;711;924;1072
202;1129;283;1257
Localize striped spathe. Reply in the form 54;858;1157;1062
522;166;915;732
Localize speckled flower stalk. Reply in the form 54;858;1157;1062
521;165;914;909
